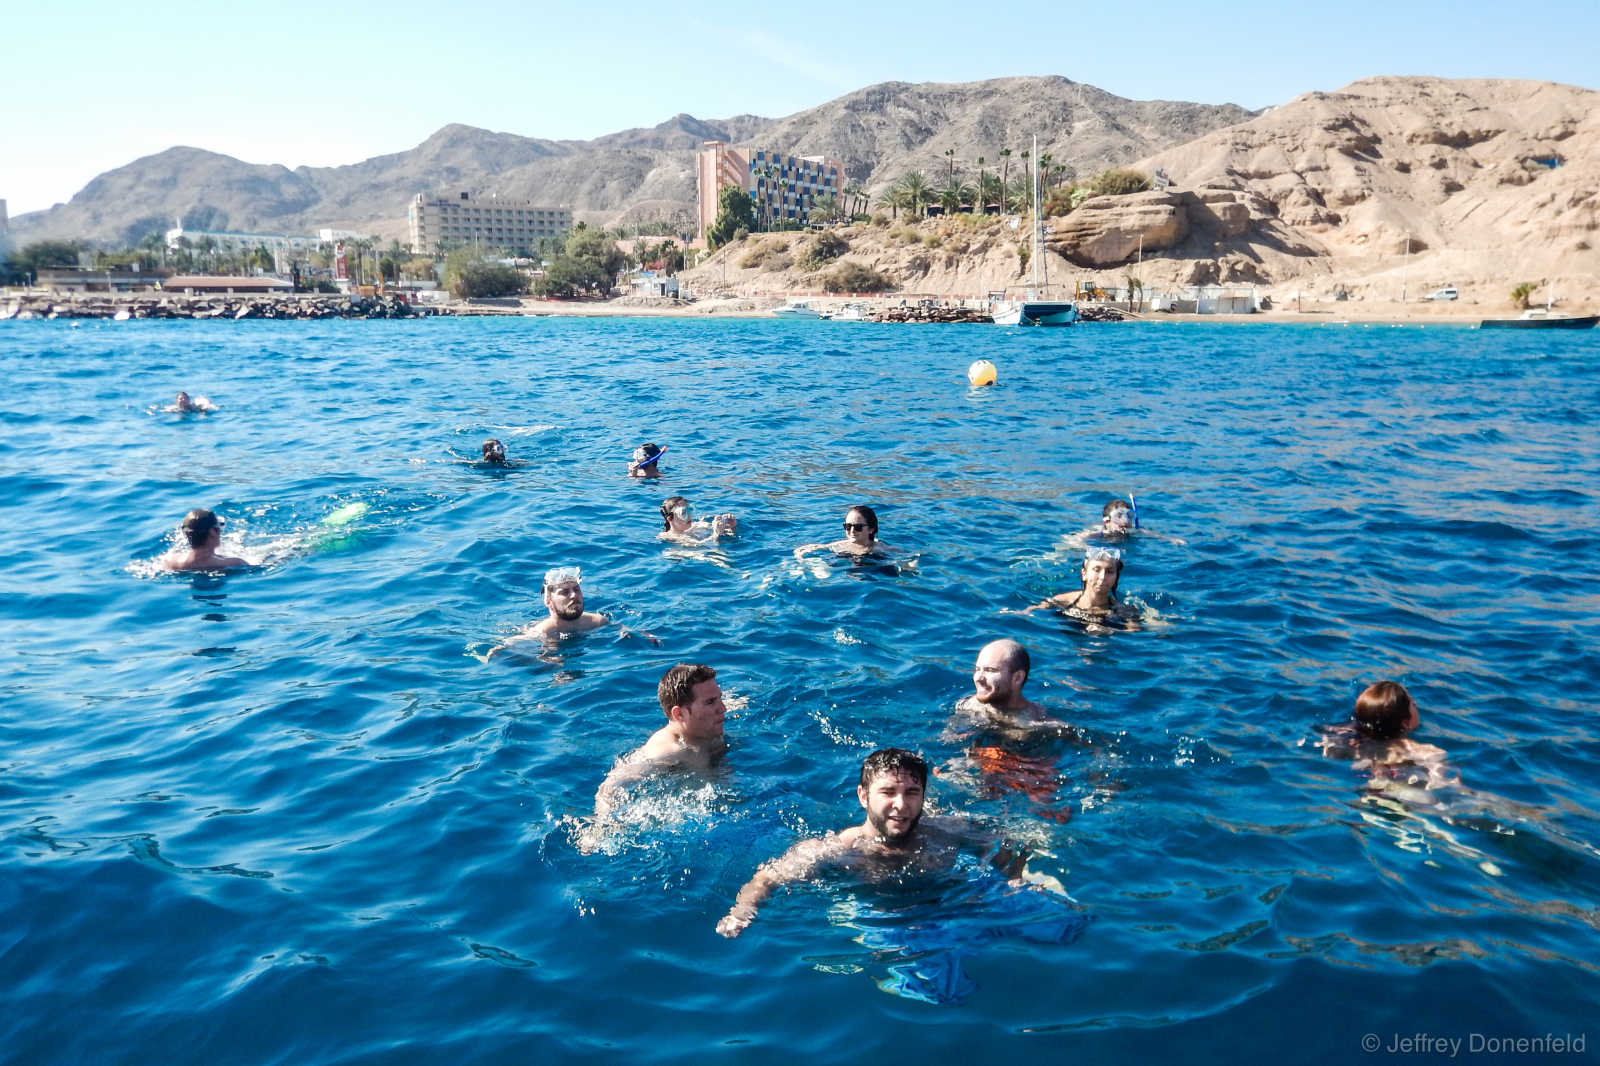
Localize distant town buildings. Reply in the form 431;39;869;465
408;191;572;255
164;224;323;273
696;142;845;239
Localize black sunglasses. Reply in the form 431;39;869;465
843;522;870;532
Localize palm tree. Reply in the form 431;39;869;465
900;171;931;218
1006;174;1030;211
975;157;986;213
999;148;1012;212
874;181;908;219
945;148;956;186
979;172;1003;213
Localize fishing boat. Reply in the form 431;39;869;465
1478;309;1597;330
826;303;869;322
991;134;1076;327
772;299;823;319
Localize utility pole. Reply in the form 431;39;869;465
1401;230;1410;304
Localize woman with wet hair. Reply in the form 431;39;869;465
1015;548;1141;629
659;495;736;543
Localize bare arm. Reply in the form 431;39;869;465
716;837;835;937
594;757;653;818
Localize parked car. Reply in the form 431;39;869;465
1423;287;1459;301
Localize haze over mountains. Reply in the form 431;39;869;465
7;76;1256;246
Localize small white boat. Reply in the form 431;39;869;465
772;299;823;319
827;303;869;322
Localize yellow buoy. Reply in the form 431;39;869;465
967;359;998;386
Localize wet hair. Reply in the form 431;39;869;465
859;748;928;790
1354;681;1415;740
846;504;878;535
1103;499;1132;518
661;495;689;530
658;663;717;716
181;508;221;548
638;443;661;460
481;439;505;460
991;638;1030;680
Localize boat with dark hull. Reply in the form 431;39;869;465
991;134;1076;328
1479;310;1597;329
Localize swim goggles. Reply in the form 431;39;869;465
632;446;664;467
544;566;581;587
1104;508;1135;527
672;503;693;521
1085;547;1123;562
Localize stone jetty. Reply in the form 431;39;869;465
0;292;492;321
872;304;994;324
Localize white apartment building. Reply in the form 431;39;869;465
163;224;324;273
409;191;571;255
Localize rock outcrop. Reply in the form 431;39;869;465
1048;190;1189;266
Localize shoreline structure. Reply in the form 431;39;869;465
0;288;1507;325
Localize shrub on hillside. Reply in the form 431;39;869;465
821;260;894;293
799;230;851;271
1088;168;1153;197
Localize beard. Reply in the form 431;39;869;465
554;602;584;621
975;682;1012;706
868;805;921;844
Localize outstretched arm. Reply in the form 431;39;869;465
792;543;828;560
716;838;834;938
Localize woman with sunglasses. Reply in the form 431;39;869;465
1016;547;1142;630
659;495;737;544
795;505;896;560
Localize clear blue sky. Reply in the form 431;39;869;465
3;0;1596;216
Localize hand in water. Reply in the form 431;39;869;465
716;905;755;938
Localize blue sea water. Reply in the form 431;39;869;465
1;316;1597;1064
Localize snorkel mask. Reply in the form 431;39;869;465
632;445;664;468
1085;546;1122;563
543;566;581;588
672;503;693;522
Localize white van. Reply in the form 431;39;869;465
1423;287;1459;301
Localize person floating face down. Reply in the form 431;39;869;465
945;639;1080;822
480;438;508;464
161;508;249;571
593;662;730;818
659;495;737;542
795;505;894;560
1321;680;1451;794
715;748;1032;939
628;443;665;478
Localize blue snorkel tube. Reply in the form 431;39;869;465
1128;493;1141;529
636;447;665;468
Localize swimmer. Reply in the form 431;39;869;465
716;748;1031;938
480;438;508;464
794;505;895;560
489;566;656;657
946;640;1073;739
1321;681;1452;793
594;663;729;817
660;495;737;543
1015;547;1141;629
1101;498;1136;534
628;442;665;478
160;509;248;571
167;391;218;413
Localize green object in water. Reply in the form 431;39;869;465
322;502;371;528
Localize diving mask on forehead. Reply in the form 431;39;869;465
544;566;581;587
672;503;693;521
1085;547;1122;563
632;446;664;467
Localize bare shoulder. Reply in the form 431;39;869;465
634;725;682;764
578;611;611;631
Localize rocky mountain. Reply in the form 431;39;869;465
1116;76;1600;299
8;76;1253;246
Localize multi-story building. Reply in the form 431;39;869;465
408;191;572;255
696;142;845;239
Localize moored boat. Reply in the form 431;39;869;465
1479;309;1597;329
772;299;823;319
993;134;1074;327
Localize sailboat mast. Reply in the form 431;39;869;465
1032;134;1042;290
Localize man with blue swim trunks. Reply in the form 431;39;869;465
716;748;1029;937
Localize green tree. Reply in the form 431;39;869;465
1510;282;1537;309
566;226;626;276
900;171;931;218
3;239;85;283
706;185;755;249
443;247;527;298
533;256;611;298
999;148;1013;212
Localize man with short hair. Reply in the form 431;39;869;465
161;509;248;571
594;663;729;816
945;640;1079;822
716;748;1031;939
527;566;611;638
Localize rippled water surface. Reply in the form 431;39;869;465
2;317;1598;1064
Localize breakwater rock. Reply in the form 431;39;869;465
873;305;993;324
0;293;449;322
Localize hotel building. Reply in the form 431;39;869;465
697;142;845;238
408;191;572;255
